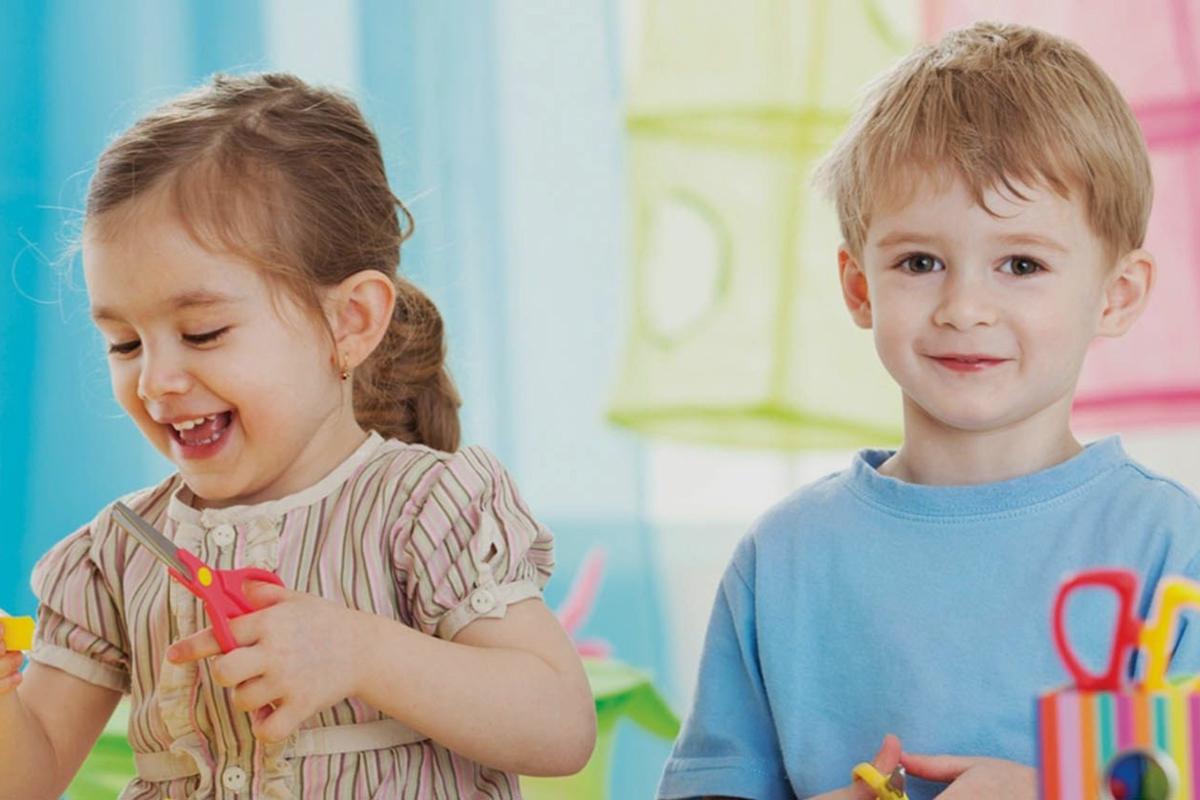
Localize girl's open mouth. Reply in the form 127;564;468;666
170;411;234;458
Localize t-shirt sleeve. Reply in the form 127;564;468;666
657;542;789;800
28;517;131;694
400;446;555;640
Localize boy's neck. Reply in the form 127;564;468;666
877;398;1084;486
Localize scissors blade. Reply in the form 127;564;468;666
112;502;192;577
887;766;907;794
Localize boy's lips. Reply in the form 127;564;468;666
928;353;1010;372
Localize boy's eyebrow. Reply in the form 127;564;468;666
91;289;239;322
991;232;1069;254
872;232;942;250
872;231;1068;254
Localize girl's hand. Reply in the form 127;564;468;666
0;623;23;695
809;734;904;800
901;752;1036;799
166;581;369;743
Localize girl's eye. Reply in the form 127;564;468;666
107;339;140;355
184;327;231;345
1001;256;1045;276
898;253;944;274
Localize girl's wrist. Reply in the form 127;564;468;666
345;608;412;699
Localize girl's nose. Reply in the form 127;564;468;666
931;273;998;330
136;347;193;401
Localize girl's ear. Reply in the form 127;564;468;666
326;270;396;370
839;246;873;329
1097;248;1154;338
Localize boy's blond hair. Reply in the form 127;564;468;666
812;21;1152;262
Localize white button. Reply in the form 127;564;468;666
211;524;236;548
221;765;248;792
469;589;496;614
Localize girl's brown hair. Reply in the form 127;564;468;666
86;72;461;451
812;21;1153;263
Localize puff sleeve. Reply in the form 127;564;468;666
28;516;131;694
399;446;555;640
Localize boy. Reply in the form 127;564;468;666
657;20;1200;800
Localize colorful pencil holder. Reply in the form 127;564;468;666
1039;570;1200;799
1037;688;1199;799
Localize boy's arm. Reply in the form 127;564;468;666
657;551;791;800
0;661;121;799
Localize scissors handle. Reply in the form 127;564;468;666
852;763;908;800
1141;577;1200;691
171;550;285;653
1052;569;1141;692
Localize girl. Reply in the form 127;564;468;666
0;72;595;799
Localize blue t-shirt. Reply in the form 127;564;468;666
657;437;1200;799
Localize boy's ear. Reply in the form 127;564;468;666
839;246;873;329
1097;248;1154;338
325;270;397;370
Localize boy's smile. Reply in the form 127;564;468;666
839;171;1153;482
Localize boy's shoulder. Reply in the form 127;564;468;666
730;466;857;565
1111;453;1200;509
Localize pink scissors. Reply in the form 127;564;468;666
113;501;284;653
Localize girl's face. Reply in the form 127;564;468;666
83;195;364;509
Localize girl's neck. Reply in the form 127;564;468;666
192;413;370;511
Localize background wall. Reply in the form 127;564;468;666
5;1;1200;795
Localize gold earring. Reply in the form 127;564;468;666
339;354;350;381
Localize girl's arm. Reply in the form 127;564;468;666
0;661;121;799
355;597;596;775
168;583;596;776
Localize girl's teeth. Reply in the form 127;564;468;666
172;414;218;431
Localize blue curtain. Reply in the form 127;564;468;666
2;1;672;795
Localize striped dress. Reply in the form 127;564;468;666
30;432;555;799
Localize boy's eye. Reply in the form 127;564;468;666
183;326;231;345
898;253;944;273
1001;256;1045;276
107;339;140;355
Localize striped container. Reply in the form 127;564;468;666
1038;689;1200;799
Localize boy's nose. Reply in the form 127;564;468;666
932;276;998;329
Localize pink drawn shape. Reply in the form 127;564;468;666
555;549;614;660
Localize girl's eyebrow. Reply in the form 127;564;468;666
91;289;239;322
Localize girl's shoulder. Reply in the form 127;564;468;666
361;437;520;509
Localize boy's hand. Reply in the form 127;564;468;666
901;752;1036;799
166;581;369;743
0;622;24;695
809;734;904;800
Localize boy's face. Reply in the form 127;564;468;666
83;194;352;508
841;172;1145;440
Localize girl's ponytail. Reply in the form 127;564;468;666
354;280;461;453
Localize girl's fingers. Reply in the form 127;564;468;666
0;671;22;694
0;651;24;677
231;677;280;714
251;700;301;744
210;647;265;689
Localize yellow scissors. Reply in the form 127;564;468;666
852;762;909;800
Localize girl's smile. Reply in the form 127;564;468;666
83;189;367;509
